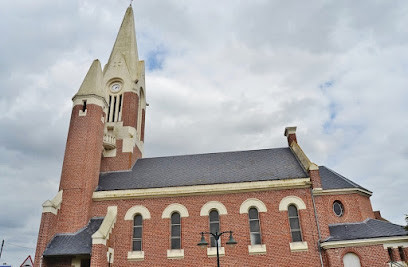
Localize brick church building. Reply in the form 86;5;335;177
34;6;408;267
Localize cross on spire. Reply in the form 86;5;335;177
129;0;133;6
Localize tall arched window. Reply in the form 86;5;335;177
133;214;143;251
209;210;220;247
248;207;262;245
171;212;181;249
343;253;361;267
288;205;302;242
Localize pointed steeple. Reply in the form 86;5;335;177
74;59;104;99
106;6;139;80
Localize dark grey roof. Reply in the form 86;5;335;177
324;219;408;242
97;147;308;191
319;166;370;192
43;218;103;257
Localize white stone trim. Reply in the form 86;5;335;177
290;241;308;252
248;244;267;255
279;196;306;211
167;249;184;259
239;198;267;214
207;247;225;257
321;236;408;249
79;109;87;117
127;251;144;261
313;188;372;197
92;206;117;245
107;247;114;263
200;201;228;216
72;95;107;108
124;205;151;220
290;141;317;172
383;242;408;249
162;203;189;218
42;190;63;215
93;178;311;201
284;126;297;136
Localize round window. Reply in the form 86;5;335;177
333;201;344;217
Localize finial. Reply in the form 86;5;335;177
129;0;133;6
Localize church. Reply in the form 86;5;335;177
34;6;408;267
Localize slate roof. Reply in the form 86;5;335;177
319;166;370;192
43;218;103;257
324;219;408;242
97;147;308;191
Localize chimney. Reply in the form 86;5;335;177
284;126;297;146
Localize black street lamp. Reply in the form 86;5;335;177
197;231;237;267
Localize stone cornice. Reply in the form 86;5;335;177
92;178;311;201
313;188;372;197
320;236;408;249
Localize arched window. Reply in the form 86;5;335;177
209;210;220;247
171;212;181;249
133;214;143;251
248;208;262;245
343;253;361;267
288;205;302;242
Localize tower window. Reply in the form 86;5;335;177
288;204;302;242
107;94;123;122
170;212;181;249
398;246;406;261
248;207;262;245
133;214;143;251
82;100;87;112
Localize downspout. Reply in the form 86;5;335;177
310;187;324;267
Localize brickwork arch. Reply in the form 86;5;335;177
279;196;306;211
239;198;267;214
161;203;189;218
200;201;227;216
124;205;151;220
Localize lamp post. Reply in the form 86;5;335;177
197;231;237;267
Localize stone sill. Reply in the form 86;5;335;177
207;247;225;257
248;244;267;255
167;249;184;259
290;241;308;252
127;251;144;261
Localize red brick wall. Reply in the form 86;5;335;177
57;104;104;233
122;91;139;128
100;140;142;172
287;133;297;145
314;193;375;238
309;169;322;189
324;245;389;267
34;212;57;267
90;244;107;266
90;189;322;266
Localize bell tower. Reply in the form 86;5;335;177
100;6;146;172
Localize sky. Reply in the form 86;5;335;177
1;0;408;265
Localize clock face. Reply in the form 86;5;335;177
111;83;121;92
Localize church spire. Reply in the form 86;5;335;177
74;59;104;99
106;6;139;80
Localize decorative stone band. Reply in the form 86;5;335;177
72;94;108;109
167;249;184;259
92;206;118;245
313;188;372;197
93;178;311;201
42;190;63;215
320;236;408;249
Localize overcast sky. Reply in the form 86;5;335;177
1;0;408;265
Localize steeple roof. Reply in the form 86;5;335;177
106;6;139;80
74;59;104;99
